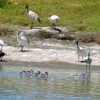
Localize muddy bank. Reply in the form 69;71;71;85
1;39;100;66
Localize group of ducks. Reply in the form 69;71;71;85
19;69;89;81
20;70;49;79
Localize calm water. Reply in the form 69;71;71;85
0;63;100;100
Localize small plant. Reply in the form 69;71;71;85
37;31;53;39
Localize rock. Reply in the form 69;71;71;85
17;27;68;36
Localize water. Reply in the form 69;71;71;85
0;63;100;100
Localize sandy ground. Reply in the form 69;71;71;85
2;40;100;66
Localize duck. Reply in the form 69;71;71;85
35;71;41;77
73;73;86;80
74;40;86;61
0;39;7;52
27;70;34;75
17;30;29;52
48;15;59;27
20;70;30;75
73;74;80;80
25;4;41;29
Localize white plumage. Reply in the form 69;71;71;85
75;40;86;61
17;31;29;52
85;52;92;70
25;4;41;29
0;39;7;51
48;15;59;27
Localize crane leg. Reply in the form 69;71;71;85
78;55;79;61
31;22;33;29
0;57;2;61
21;45;23;52
0;46;2;52
82;56;83;61
89;64;90;72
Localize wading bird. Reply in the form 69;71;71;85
25;4;41;29
48;15;59;27
0;39;7;52
17;30;29;52
85;52;92;71
0;51;5;61
75;40;86;61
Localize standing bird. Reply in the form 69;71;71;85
75;40;86;61
0;51;5;61
17;30;29;52
25;4;41;29
85;52;92;71
0;39;7;52
48;15;59;27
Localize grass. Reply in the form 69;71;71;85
0;0;100;32
0;0;100;44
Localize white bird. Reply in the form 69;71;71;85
17;30;29;52
48;15;59;27
0;39;7;52
75;40;86;61
85;52;92;70
25;4;41;29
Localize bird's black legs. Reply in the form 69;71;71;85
78;55;79;61
0;57;2;61
82;56;83;61
89;64;90;72
52;23;55;28
0;46;2;52
21;45;23;52
31;22;33;29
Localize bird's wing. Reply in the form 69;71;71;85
0;40;7;46
20;36;29;45
28;11;38;19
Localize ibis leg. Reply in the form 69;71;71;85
31;22;33;29
21;45;23;52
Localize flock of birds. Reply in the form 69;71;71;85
19;69;89;81
0;4;92;71
20;70;49;79
25;4;59;29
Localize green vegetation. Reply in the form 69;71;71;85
0;0;100;44
0;0;100;32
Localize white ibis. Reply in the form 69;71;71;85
25;4;41;29
48;15;59;27
75;40;86;61
17;30;29;52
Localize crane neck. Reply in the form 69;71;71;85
26;9;29;13
17;32;20;37
76;45;80;50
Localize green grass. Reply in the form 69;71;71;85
0;0;100;32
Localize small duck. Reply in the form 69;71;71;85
40;72;49;79
20;70;30;75
35;71;41;77
73;74;80;80
27;70;34;75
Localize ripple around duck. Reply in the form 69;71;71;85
0;64;100;100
